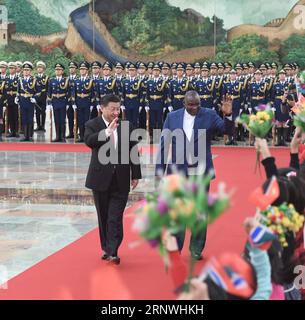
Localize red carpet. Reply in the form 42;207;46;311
0;142;156;155
0;146;289;299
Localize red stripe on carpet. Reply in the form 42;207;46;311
0;147;290;299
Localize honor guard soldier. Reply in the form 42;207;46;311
137;62;148;129
5;62;19;138
161;62;171;82
270;69;290;146
17;61;39;142
114;62;125;97
210;62;223;113
15;61;23;78
121;62;145;127
137;61;147;81
34;61;48;132
95;62;119;114
169;63;192;110
171;62;178;80
284;63;298;102
224;62;232;81
0;61;7;141
193;62;201;81
145;63;170;134
217;62;225;77
66;61;78;139
223;69;244;145
185;63;194;81
193;62;215;109
247;69;267;112
90;61;102;119
147;61;154;79
247;69;268;145
47;63;70;142
72;61;94;143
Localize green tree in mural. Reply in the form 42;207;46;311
280;34;305;68
5;0;64;35
216;34;280;65
0;41;84;76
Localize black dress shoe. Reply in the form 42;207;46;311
107;256;120;265
101;253;109;260
191;253;203;261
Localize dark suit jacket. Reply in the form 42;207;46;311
85;117;142;192
155;107;233;177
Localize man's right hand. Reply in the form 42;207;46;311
105;117;119;137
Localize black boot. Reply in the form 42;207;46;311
61;125;66;143
275;127;283;146
41;111;46;132
239;124;245;142
0;123;3;141
20;125;30;142
77;127;84;143
29;124;34;141
282;128;288;146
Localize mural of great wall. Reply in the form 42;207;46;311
2;0;305;63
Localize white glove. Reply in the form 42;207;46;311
72;104;77;111
90;106;94;112
14;97;19;104
239;109;243;115
30;98;36;104
47;104;53;112
139;106;142;113
271;107;276;112
163;107;166;113
168;106;174;112
66;105;69;111
97;105;101;111
145;106;150;112
120;105;125;111
248;107;252;114
3;106;6;113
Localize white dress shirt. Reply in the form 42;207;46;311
183;109;195;141
103;115;118;148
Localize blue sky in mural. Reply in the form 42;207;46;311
170;0;298;28
27;0;299;29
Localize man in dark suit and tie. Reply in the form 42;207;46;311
156;90;233;260
85;94;142;265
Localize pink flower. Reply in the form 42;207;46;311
148;239;159;248
255;104;267;112
157;197;168;215
208;194;216;206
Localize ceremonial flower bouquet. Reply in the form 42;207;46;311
133;173;231;290
292;94;305;132
259;203;304;247
237;104;275;173
237;104;274;138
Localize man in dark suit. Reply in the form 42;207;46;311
85;94;142;265
156;90;233;260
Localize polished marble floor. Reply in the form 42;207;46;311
0;150;154;284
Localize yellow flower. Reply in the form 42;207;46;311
250;115;257;122
179;201;195;216
282;217;291;228
169;209;178;220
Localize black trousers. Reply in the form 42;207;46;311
7;100;19;134
92;174;129;257
35;101;46;129
66;104;74;136
175;182;210;255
